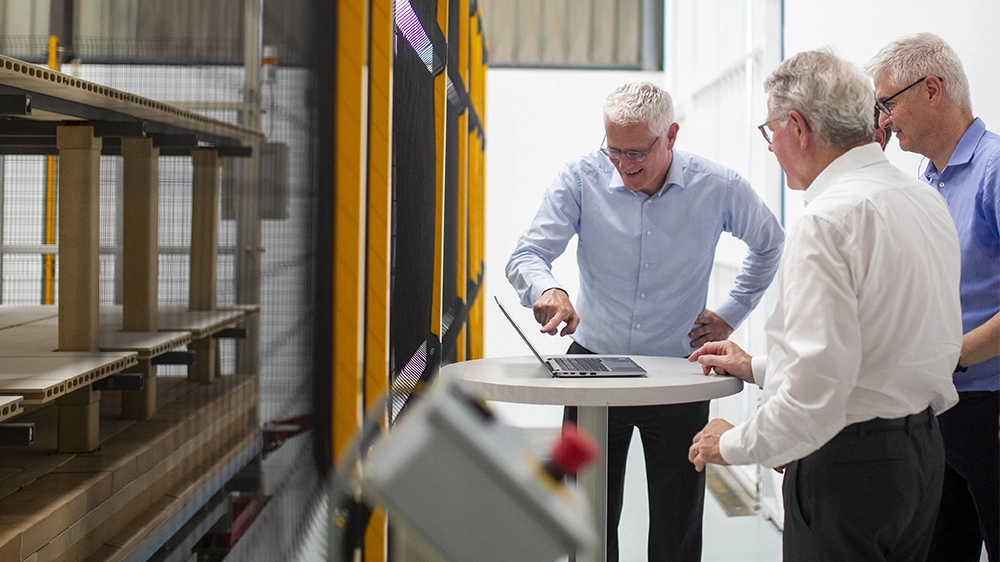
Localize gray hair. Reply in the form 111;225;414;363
764;48;875;149
865;32;972;110
603;81;675;136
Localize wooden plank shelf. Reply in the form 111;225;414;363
0;353;138;404
95;330;192;361
129;306;253;340
0;305;58;331
0;307;192;361
0;55;262;151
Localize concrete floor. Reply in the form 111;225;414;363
615;430;783;562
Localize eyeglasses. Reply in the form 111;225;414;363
757;117;784;144
876;75;942;116
600;136;660;162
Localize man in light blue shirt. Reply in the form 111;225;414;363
506;81;784;562
868;33;1000;562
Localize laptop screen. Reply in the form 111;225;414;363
494;296;550;368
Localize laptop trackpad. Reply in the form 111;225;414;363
601;357;642;369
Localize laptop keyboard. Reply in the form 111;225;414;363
553;357;610;372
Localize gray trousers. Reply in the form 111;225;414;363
782;408;945;562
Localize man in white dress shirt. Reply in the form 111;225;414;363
686;49;963;561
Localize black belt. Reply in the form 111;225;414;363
958;390;997;400
840;407;934;437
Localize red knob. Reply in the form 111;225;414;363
548;422;599;477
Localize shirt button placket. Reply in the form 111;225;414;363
638;208;653;336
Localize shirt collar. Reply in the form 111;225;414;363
804;143;886;205
923;117;987;178
608;149;687;199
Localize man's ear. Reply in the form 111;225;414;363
874;127;888;150
788;110;811;150
663;122;681;150
925;75;945;107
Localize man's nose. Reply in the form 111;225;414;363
877;111;891;128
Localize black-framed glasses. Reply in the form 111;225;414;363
600;136;660;162
876;75;942;116
757;117;784;144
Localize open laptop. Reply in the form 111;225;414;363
495;296;647;378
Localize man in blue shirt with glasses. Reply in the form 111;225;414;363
867;33;1000;562
506;81;784;562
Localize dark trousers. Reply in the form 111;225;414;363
927;391;999;562
783;408;945;562
565;341;709;562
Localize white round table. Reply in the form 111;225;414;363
441;355;744;562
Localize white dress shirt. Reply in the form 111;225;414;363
720;143;962;468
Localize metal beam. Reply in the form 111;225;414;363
0;83;137;124
0;118;56;135
92;373;146;391
142;120;245;149
152;133;198;149
212;327;248;339
0;94;31;115
0;118;145;138
216;145;253;157
152;351;197;365
93;120;146;138
0;138;250;158
0;146;59;155
0;135;54;146
0;423;34;446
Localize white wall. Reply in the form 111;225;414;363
782;0;1000;223
484;68;661;426
664;0;786;520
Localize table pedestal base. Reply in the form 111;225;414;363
577;405;608;562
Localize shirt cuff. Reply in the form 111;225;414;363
751;355;768;388
528;280;563;305
714;297;752;331
719;425;753;466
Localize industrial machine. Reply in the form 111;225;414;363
329;376;598;562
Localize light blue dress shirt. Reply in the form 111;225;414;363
923;117;1000;392
506;149;784;358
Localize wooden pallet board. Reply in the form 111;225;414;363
0;354;137;404
0;309;192;360
94;330;192;360
0;305;59;331
0;55;261;146
100;306;250;340
0;395;22;422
